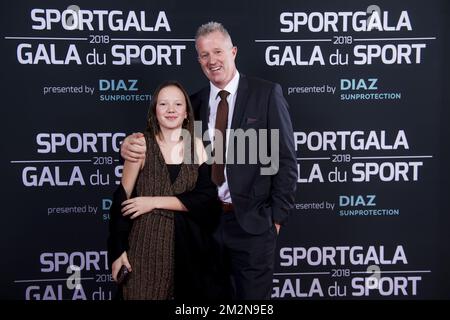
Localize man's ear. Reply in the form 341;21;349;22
232;46;238;58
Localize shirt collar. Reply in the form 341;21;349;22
210;71;240;100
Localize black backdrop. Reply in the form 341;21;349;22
1;0;449;300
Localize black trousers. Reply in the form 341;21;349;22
214;211;277;300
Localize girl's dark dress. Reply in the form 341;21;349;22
107;133;229;300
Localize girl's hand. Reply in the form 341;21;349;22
121;197;155;219
111;252;132;282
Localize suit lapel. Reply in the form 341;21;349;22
230;74;249;130
198;87;211;144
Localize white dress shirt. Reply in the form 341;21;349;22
207;71;240;203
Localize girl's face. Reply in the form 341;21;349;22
155;85;187;131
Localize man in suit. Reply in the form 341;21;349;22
121;22;297;300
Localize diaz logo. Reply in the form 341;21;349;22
99;79;138;92
98;79;151;102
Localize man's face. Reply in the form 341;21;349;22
196;31;237;89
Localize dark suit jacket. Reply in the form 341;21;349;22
190;74;297;235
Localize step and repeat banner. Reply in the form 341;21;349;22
1;0;449;300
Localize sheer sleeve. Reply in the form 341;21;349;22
175;163;220;230
176;162;218;211
107;184;135;267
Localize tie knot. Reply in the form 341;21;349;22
218;90;230;101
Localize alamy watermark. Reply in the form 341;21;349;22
172;120;280;176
